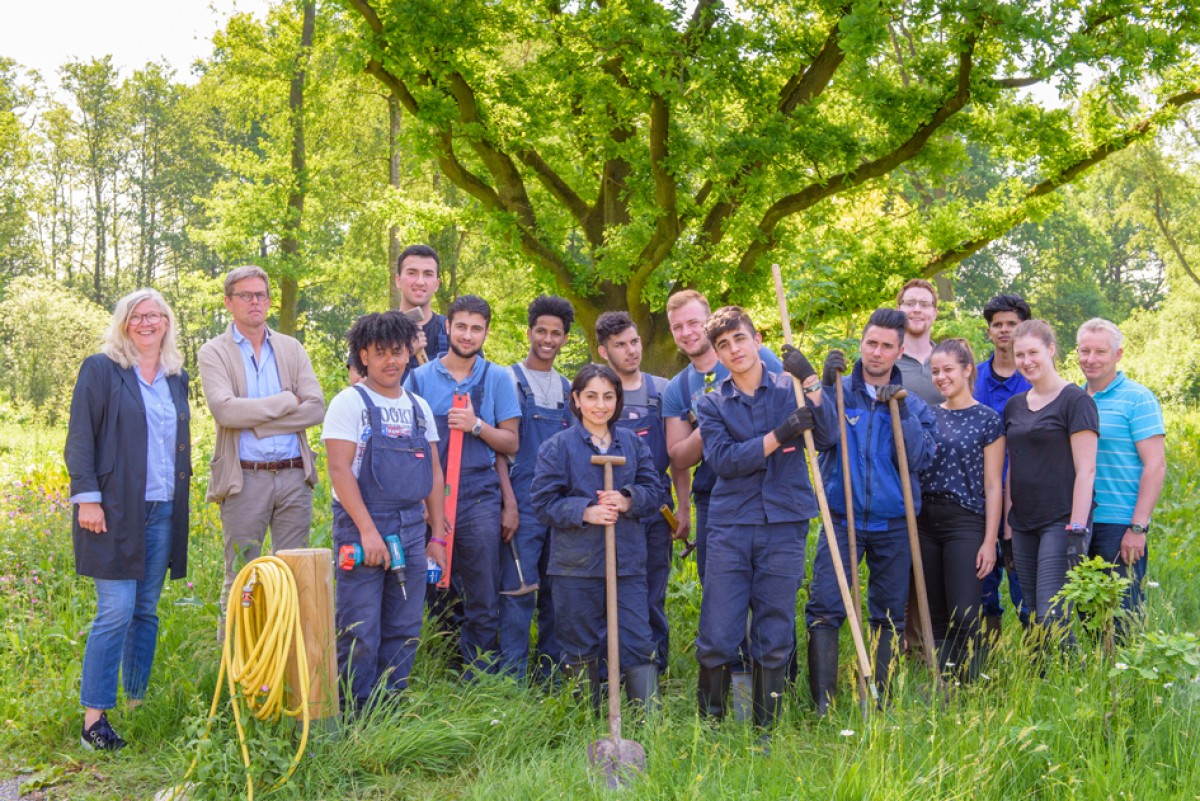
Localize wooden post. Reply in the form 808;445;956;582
277;548;340;720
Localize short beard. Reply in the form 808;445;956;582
450;341;481;360
681;339;712;359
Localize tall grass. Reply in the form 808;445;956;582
1;412;1198;799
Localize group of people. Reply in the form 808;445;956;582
63;248;1166;752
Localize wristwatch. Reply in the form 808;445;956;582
1130;522;1151;535
471;419;483;437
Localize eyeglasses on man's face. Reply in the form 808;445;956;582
900;299;935;310
129;312;164;325
230;291;270;304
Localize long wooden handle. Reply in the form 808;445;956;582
887;394;941;686
602;462;622;741
772;264;876;706
834;374;868;704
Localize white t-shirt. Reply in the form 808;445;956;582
322;385;439;502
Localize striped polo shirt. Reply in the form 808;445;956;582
1089;372;1165;525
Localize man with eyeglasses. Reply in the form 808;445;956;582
199;265;326;636
895;279;944;406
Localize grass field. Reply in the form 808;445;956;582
0;411;1198;800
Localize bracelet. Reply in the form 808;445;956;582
803;382;822;394
430;537;448;546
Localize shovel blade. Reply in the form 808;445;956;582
499;582;540;597
588;737;646;790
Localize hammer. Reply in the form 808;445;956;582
500;540;540;597
401;307;429;364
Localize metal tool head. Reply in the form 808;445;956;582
588;736;646;790
401;307;425;323
678;538;697;560
499;581;540;597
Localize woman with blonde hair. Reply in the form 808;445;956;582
65;288;191;751
1004;320;1098;642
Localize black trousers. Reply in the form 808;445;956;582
917;501;985;654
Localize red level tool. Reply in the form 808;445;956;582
437;392;468;589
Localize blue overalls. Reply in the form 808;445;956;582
498;365;573;679
614;374;673;672
333;386;433;704
412;364;502;675
531;425;660;668
694;370;835;670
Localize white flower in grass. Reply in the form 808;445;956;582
1164;682;1174;689
1147;581;1160;588
839;729;855;737
979;673;991;682
1115;662;1129;670
490;719;500;726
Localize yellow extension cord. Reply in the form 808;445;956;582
171;556;312;801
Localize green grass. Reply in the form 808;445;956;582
1;412;1199;799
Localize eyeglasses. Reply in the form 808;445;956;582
900;300;936;310
129;313;164;325
230;291;270;304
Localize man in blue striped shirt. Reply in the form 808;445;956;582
1077;318;1166;629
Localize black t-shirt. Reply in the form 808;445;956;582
1003;384;1099;531
920;403;1004;516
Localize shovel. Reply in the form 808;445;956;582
587;453;646;790
400;307;429;364
500;540;540;597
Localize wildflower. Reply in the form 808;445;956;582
1115;662;1129;670
979;673;991;681
490;719;500;726
1147;581;1160;589
839;729;855;737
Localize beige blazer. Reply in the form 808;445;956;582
197;324;325;502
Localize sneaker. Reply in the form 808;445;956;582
81;711;127;751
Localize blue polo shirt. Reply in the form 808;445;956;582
1088;372;1165;525
974;353;1031;414
404;354;521;466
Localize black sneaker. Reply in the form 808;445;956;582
81;711;126;751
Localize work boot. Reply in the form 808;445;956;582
731;670;753;722
807;628;839;716
697;664;731;720
623;664;661;718
563;659;601;716
874;630;896;704
752;662;788;729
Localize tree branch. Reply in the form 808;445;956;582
1150;181;1200;289
737;35;978;274
628;92;680;307
921;87;1200;277
693;8;850;244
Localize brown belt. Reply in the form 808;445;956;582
240;457;304;472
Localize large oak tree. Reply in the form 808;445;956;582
342;0;1200;365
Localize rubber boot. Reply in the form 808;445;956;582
874;630;896;704
752;662;788;729
807;628;839;716
623;663;661;718
697;664;731;720
731;671;753;722
563;659;601;716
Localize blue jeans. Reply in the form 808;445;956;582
1090;522;1147;633
79;501;173;710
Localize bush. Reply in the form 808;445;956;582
0;277;109;424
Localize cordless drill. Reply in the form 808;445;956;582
338;534;408;600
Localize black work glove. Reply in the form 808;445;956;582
1065;527;1088;573
781;344;817;384
877;384;907;418
771;405;815;444
1000;538;1016;573
822;349;846;386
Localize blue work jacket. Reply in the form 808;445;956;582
696;368;836;526
817;361;937;531
531;424;662;579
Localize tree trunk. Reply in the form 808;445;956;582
388;95;402;309
277;0;315;336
